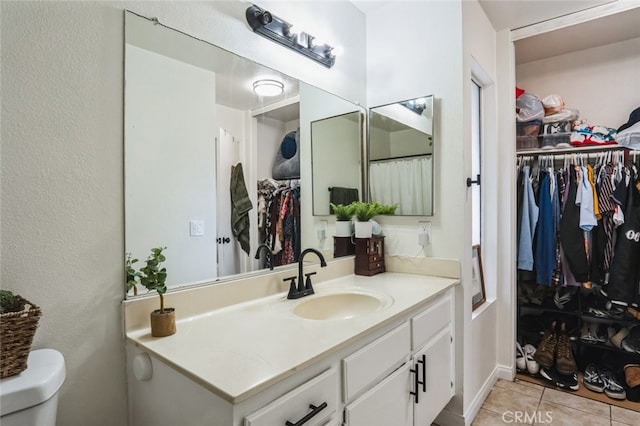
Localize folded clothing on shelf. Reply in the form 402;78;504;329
570;125;617;147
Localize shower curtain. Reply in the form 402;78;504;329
369;156;432;215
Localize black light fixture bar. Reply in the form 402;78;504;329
246;4;336;68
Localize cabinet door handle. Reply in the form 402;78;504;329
410;365;419;404
285;402;327;426
418;354;426;393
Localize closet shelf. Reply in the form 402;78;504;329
581;312;640;328
519;305;580;317
516;144;632;156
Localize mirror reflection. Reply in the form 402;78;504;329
369;96;434;216
311;111;363;215
124;11;364;295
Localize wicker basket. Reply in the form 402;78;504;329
0;296;41;378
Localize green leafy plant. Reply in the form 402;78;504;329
352;202;382;222
137;247;168;313
376;202;399;215
330;202;356;221
126;253;140;296
0;290;23;314
352;202;399;221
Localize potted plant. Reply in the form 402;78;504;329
352;202;399;238
330;202;356;237
352;202;381;238
134;246;175;337
0;290;41;378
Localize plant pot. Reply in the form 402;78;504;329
150;308;176;337
335;220;352;237
354;220;373;238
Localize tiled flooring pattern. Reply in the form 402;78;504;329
472;379;640;425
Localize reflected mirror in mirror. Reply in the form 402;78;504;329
311;111;363;216
369;96;434;216
124;11;364;297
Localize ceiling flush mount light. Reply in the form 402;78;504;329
246;4;336;68
253;79;284;97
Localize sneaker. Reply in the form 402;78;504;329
516;342;526;371
621;326;640;354
580;321;599;343
583;364;605;393
601;368;626;400
534;321;557;369
523;344;540;375
555;322;576;375
540;366;579;391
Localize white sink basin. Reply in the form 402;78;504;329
292;291;391;320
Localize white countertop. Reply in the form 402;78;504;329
126;272;457;403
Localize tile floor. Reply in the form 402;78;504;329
472;379;640;425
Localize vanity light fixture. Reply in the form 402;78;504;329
253;79;284;97
246;4;336;68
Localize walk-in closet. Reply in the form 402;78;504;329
512;5;640;411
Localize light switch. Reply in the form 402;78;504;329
189;220;204;236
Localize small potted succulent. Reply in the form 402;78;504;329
128;247;175;337
330;202;356;237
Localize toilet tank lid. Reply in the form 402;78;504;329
0;349;66;416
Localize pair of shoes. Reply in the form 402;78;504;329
534;321;577;375
540;366;579;391
516;342;540;375
600;369;627;400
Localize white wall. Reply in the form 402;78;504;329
125;44;218;288
366;0;464;261
516;36;640;128
0;2;366;425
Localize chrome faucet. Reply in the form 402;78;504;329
285;248;327;299
254;244;274;270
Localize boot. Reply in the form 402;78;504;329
555;322;577;375
534;321;557;369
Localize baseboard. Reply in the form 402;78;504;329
462;365;500;426
495;364;515;381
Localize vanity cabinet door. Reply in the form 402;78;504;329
413;328;453;426
244;368;338;426
344;362;413;426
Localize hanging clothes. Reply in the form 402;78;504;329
535;172;556;285
560;166;590;282
518;165;539;271
257;179;301;268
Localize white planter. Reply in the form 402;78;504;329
335;220;352;237
354;221;373;239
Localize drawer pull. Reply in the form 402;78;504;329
410;365;419;404
418;354;426;393
285;402;327;426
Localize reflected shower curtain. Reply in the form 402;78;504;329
369;156;432;215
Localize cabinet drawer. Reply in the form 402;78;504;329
244;368;338;426
411;294;452;351
368;260;384;270
343;323;410;402
368;254;383;263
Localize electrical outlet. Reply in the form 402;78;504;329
317;220;328;240
418;221;431;246
189;220;205;236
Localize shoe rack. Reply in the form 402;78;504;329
516;284;640;410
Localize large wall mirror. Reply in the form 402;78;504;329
369;96;434;216
124;11;364;296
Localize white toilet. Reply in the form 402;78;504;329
0;349;66;426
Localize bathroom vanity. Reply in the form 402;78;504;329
124;266;457;426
